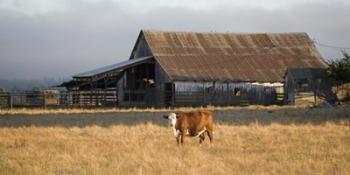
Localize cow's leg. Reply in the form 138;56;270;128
199;132;206;144
180;132;185;144
205;123;213;143
174;129;181;145
197;128;207;144
207;130;213;143
176;135;180;145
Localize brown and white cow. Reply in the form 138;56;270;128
163;110;213;145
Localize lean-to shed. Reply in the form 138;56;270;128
284;68;334;104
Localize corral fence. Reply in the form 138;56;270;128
0;92;10;108
61;89;117;107
0;90;118;109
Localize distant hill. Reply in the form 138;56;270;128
0;78;69;92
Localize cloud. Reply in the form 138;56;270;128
2;0;349;14
0;0;349;79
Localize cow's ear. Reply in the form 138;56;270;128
175;113;181;119
162;115;168;119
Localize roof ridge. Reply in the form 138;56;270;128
142;29;307;35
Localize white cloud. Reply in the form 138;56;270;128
0;0;64;15
1;0;349;15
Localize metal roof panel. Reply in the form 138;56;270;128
142;30;327;82
74;56;153;78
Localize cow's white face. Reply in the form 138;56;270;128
165;113;177;127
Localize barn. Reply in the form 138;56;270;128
62;30;328;107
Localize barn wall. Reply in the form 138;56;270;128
117;63;156;107
131;34;172;107
284;73;295;104
173;81;283;106
154;62;171;107
130;35;152;59
117;61;170;108
118;35;155;107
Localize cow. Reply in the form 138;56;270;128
163;110;213;145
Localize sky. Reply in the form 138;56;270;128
0;0;350;80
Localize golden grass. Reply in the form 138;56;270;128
0;122;349;175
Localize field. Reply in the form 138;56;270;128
0;106;349;175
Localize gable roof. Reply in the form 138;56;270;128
141;30;327;82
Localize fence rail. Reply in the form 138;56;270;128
0;92;10;108
0;90;118;109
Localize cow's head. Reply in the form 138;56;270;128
163;113;177;127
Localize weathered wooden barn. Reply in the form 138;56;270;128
62;30;328;107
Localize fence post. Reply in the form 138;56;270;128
314;89;317;107
90;82;93;108
8;93;13;110
43;92;47;109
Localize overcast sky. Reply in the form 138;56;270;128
0;0;350;79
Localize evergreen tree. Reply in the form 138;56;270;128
326;52;350;102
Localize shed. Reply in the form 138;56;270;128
284;68;334;104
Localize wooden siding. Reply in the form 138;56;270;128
118;35;172;107
173;81;284;106
154;61;171;107
130;34;152;59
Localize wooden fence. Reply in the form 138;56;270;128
0;89;117;109
61;89;117;107
0;92;9;108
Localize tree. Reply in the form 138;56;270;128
325;51;350;102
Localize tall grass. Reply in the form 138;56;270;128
0;122;349;175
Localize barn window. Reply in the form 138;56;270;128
234;88;241;96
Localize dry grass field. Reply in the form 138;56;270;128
0;106;349;175
0;104;315;115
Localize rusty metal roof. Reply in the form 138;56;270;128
142;30;327;82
